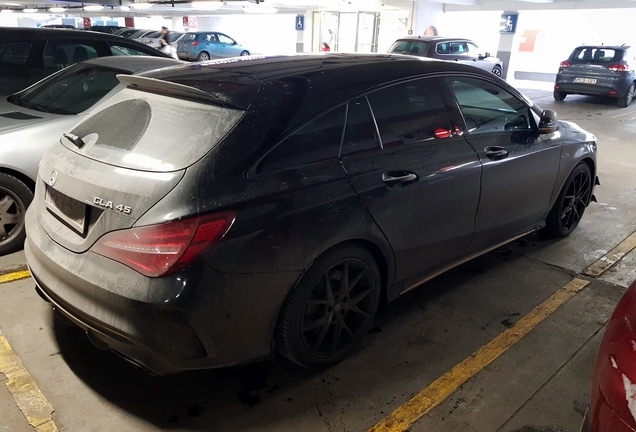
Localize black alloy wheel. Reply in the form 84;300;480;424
492;65;502;77
619;82;635;108
554;91;567;101
0;173;33;255
546;163;592;238
276;244;381;368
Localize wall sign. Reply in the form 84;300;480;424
500;13;518;34
296;15;305;31
182;16;197;29
83;17;91;27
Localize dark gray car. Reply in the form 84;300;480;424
25;54;597;375
554;45;636;107
389;36;503;77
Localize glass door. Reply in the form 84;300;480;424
356;12;379;53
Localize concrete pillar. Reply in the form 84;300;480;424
414;1;443;36
496;11;518;80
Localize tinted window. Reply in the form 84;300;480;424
571;47;619;62
258;105;346;174
437;42;466;55
0;42;32;66
110;44;152;56
448;77;532;134
389;40;429;56
342;97;379;155
43;41;99;69
366;79;450;148
8;65;120;115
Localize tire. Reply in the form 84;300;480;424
276;243;381;368
545;163;592;238
492;65;502;77
196;51;210;61
240;50;250;56
0;173;33;256
618;82;635;108
553;91;567;101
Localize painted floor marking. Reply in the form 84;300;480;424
584;231;636;277
0;329;58;432
0;270;31;285
367;277;590;432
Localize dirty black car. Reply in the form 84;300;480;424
25;54;598;375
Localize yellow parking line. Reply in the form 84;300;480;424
367;277;590;432
584;231;636;277
0;270;30;285
0;329;58;432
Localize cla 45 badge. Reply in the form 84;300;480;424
93;197;132;214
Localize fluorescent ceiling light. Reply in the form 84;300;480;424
190;1;222;9
517;0;553;3
22;7;37;11
83;4;104;10
120;5;129;10
430;0;476;4
0;8;13;12
243;5;278;13
132;2;152;8
49;6;66;11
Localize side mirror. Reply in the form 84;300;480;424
485;52;491;58
539;109;558;133
478;54;485;60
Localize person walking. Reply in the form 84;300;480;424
321;42;331;52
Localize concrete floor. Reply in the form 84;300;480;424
1;89;636;432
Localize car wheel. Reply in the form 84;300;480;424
276;243;381;368
240;50;250;56
553;91;567;101
197;51;210;61
492;65;502;77
545;163;592;238
618;82;635;108
0;173;33;255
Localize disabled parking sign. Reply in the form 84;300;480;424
296;15;305;31
500;13;518;33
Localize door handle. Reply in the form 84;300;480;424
382;172;418;184
484;146;509;160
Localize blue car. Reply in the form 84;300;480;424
176;32;250;61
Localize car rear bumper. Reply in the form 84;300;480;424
555;83;622;97
25;208;300;374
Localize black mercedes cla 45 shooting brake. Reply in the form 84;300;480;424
25;54;598;375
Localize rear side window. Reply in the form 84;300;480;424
389;40;429;56
43;41;99;69
342;97;379;156
258;105;346;174
0;42;32;66
571;47;619;62
109;44;152;56
366;78;450;147
448;77;531;134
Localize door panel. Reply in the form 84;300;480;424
341;79;481;282
446;76;562;251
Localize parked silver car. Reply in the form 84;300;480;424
0;55;182;255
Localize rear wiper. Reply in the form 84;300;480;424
62;133;85;149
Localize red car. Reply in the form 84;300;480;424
584;279;636;431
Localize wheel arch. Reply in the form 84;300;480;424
0;167;36;193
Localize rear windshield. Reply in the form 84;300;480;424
62;88;244;172
8;64;120;115
183;33;197;42
389;40;429;56
570;47;621;63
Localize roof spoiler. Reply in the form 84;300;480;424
116;74;245;110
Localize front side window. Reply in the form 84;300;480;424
450;42;467;55
0;42;32;66
258;105;346;174
448;77;532;134
467;42;480;56
366;78;450;148
218;34;235;45
43;41;99;69
7;65;120;115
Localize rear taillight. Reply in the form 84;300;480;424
608;63;630;72
191;41;200;47
559;60;571;68
91;212;235;277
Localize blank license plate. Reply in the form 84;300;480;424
45;186;86;234
574;77;597;84
178;51;187;56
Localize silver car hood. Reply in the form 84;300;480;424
0;98;64;134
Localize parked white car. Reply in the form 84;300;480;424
0;56;182;255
